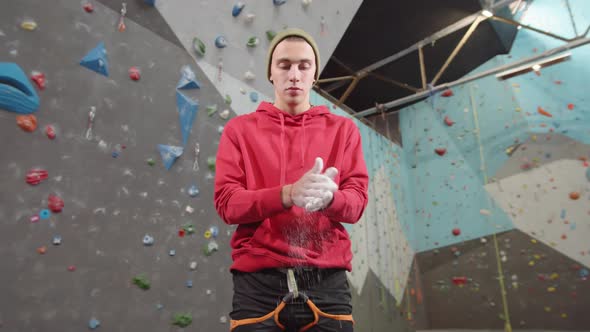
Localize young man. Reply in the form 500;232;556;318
214;28;369;332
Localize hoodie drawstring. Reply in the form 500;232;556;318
301;114;307;168
279;113;286;186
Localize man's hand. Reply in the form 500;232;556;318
304;165;338;212
290;157;338;211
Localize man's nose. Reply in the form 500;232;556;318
288;65;300;82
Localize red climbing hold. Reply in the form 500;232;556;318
48;194;64;213
452;228;461;236
435;148;447;156
30;71;46;90
26;169;48;185
441;89;454;97
452;276;467;286
444;116;454;127
129;66;141;81
68;265;76;271
178;229;186;237
567;103;574;110
45;125;56;139
83;3;94;12
537;106;553;118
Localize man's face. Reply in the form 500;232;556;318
269;39;316;109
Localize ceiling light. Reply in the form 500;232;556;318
531;64;541;71
482;10;494;18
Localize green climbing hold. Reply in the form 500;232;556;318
207;104;218;116
207;156;216;172
225;94;232;105
147;158;155;166
183;224;195;235
132;275;151;290
172;313;192;327
266;30;276;41
247;36;259;47
193;37;206;56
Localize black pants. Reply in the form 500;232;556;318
230;268;354;331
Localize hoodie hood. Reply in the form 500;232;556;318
256;101;331;185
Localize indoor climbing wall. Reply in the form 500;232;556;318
399;0;590;330
1;0;422;331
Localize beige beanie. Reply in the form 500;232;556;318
266;28;320;82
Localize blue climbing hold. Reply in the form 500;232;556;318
39;209;51;220
273;0;287;5
249;91;259;103
232;2;245;17
188;185;200;197
215;36;228;48
176;91;198;146
88;318;100;330
80;42;109;77
177;65;200;90
144;0;156;6
157;144;183;170
0;62;40;114
209;226;219;238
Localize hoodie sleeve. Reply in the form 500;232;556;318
324;122;369;224
214;120;286;225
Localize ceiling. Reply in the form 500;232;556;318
318;0;525;142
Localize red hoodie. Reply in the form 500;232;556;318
214;101;368;272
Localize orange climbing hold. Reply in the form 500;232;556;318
569;192;580;200
16;115;37;132
567;103;574;110
537;106;553;117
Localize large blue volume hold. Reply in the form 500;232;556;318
0;62;40;114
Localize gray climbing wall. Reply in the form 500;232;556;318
0;0;235;330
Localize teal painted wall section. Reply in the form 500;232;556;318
398;0;590;253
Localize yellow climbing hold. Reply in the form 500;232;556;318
21;19;38;31
531;239;537;244
547;287;556;292
544;306;551;312
531;135;537;142
534;254;541;260
528;260;535;266
561;313;568;319
550;273;559;280
204;230;212;239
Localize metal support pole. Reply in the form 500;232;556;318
418;46;427;90
432;16;485;86
338;74;363;105
368;72;419;92
491;16;571;42
316;75;355;84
